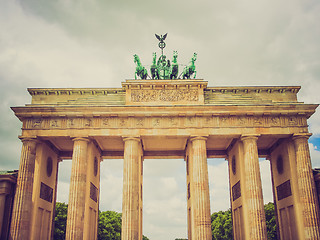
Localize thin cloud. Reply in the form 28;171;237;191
1;1;320;240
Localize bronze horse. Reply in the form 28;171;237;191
134;54;148;79
182;53;197;79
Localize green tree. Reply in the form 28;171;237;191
210;203;277;240
98;210;122;240
54;202;149;240
264;202;277;240
54;202;68;240
211;209;233;240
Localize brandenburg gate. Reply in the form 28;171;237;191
8;79;320;239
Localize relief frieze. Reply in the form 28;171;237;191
270;116;280;126
219;117;228;127
67;118;75;128
32;119;42;128
204;117;212;126
119;118;128;127
152;118;161;127
288;116;298;125
131;89;199;102
254;116;264;126
136;118;145;127
84;118;92;127
185;116;196;127
169;117;179;127
50;119;60;128
25;115;307;130
102;117;111;127
238;116;247;125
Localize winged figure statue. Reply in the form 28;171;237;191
155;33;168;42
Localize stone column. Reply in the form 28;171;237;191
122;137;142;240
65;137;90;240
0;191;7;237
9;137;38;240
240;135;267;240
292;133;320;239
189;136;212;240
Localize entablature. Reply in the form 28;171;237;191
13;82;318;161
27;82;302;106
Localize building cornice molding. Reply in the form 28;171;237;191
11;103;318;120
27;85;301;96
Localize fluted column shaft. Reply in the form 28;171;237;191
122;137;141;240
241;135;267;240
9;137;38;240
66;137;90;240
0;193;6;237
189;137;212;240
293;134;320;239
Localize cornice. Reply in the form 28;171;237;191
11;103;318;120
205;86;301;94
28;88;125;96
27;85;301;96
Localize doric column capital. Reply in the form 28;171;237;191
240;134;260;142
72;137;91;143
0;181;14;195
189;136;208;142
292;133;312;141
122;136;141;143
18;136;39;143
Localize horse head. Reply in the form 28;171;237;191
134;54;140;65
191;53;197;64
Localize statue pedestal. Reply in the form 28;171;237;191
122;79;207;106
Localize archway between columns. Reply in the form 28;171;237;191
143;158;188;240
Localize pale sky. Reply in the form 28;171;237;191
1;0;320;239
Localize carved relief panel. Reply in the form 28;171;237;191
25;115;308;131
123;80;206;105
